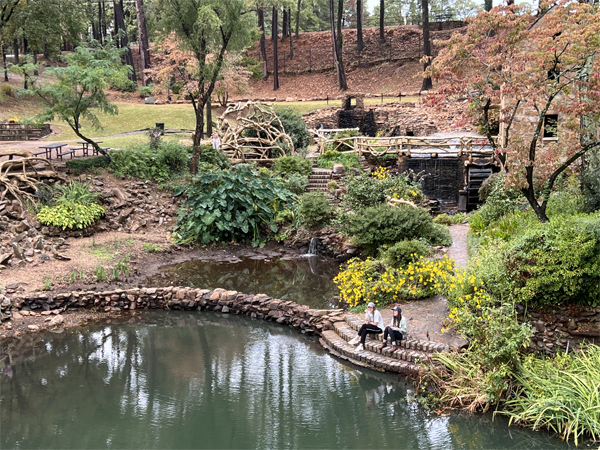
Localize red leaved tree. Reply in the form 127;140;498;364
429;1;600;222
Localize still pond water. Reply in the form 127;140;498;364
144;256;340;309
1;312;569;449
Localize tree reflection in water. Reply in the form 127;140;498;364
1;312;569;450
144;257;340;309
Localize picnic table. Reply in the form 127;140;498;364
77;141;103;156
34;143;67;159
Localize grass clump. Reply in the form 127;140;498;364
317;150;361;171
503;346;600;445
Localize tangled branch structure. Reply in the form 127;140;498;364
216;101;294;161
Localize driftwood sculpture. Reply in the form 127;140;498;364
0;150;62;206
216;101;294;161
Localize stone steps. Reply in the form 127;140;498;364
318;313;451;376
306;167;332;193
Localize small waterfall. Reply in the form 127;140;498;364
307;238;319;256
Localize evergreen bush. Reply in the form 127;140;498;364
297;191;331;228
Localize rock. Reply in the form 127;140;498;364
53;252;71;261
27;325;39;331
34;236;44;250
12;243;24;260
112;188;128;202
332;163;345;175
49;315;65;326
13;221;29;233
41;310;52;315
12;312;22;320
0;253;11;265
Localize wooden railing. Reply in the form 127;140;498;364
309;129;495;157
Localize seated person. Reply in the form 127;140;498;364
348;302;384;352
379;305;407;352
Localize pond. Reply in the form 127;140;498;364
1;312;569;450
144;256;340;309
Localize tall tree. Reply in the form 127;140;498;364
154;0;253;173
282;8;288;41
258;7;268;80
295;0;301;38
13;39;129;157
356;0;364;52
288;9;294;58
272;6;279;90
379;0;385;43
134;0;150;84
2;42;8;82
329;0;347;90
420;0;432;91
429;1;600;222
113;0;136;81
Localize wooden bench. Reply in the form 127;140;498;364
57;149;75;160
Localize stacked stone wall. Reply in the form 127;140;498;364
10;287;346;336
518;305;600;355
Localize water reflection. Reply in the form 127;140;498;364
144;257;340;309
1;312;569;450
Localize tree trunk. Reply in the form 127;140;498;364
32;51;38;75
206;96;213;136
295;0;301;39
113;0;137;82
379;0;385;43
282;9;288;42
2;43;8;82
356;0;364;52
288;9;293;59
484;0;492;11
336;0;343;54
258;8;268;81
134;0;150;84
273;7;279;90
101;1;107;44
13;40;18;64
191;101;205;174
420;0;432;91
330;0;348;90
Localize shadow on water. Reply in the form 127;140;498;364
0;312;571;450
144;256;341;309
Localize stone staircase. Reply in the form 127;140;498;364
306;168;333;193
320;314;451;376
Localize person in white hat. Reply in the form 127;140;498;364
348;302;384;352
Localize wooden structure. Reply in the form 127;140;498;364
310;130;495;160
0;150;62;206
217;101;294;161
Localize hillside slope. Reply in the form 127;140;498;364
247;25;464;100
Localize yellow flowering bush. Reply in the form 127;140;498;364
334;255;456;307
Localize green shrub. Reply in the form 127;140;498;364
37;202;105;230
317;150;361;171
297;191;331;228
171;80;185;95
109;141;190;181
341;170;423;211
380;239;432;268
198;145;231;170
174;166;294;246
342;204;441;253
137;83;154;98
272;155;312;176
472;173;522;233
477;214;600;307
55;181;99;205
240;55;262;80
66;156;110;175
0;83;13;98
280;173;308;195
274;107;312;151
110;77;137;92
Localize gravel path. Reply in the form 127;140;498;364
447;223;470;268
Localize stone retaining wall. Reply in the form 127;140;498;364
0;123;52;141
519;305;600;355
9;287;346;335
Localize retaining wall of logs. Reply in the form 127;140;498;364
11;287;345;335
